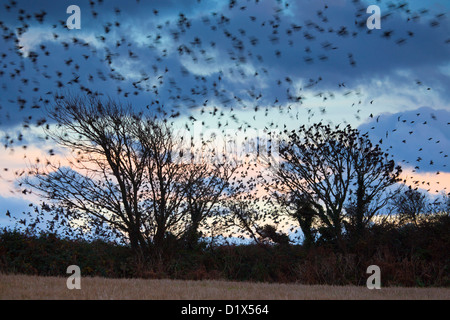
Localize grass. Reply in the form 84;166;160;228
1;273;449;300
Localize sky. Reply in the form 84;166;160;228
0;0;449;235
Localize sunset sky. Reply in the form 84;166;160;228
0;0;449;231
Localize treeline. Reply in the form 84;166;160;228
1;213;449;286
3;94;450;286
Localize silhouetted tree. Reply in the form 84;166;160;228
269;190;319;248
224;197;263;244
181;160;238;248
270;123;402;250
391;186;432;226
22;94;235;257
344;130;402;240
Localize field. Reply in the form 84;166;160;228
1;273;449;300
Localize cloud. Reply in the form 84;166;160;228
358;106;450;191
2;0;449;125
1;0;449;221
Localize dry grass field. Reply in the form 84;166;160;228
1;273;449;300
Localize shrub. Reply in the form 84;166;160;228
1;215;448;287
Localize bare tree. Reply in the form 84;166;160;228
269;190;320;248
270;123;402;250
131;116;189;251
180;160;238;248
223;198;263;244
23;95;151;254
22;94;234;256
345;131;402;239
391;186;432;226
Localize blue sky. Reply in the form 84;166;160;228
0;0;449;233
